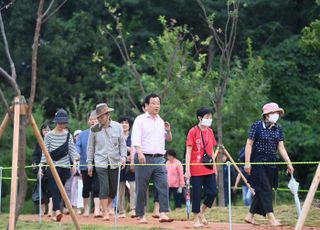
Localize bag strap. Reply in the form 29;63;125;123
197;126;207;150
66;132;70;144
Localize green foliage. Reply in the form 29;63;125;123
223;38;269;156
97;15;211;158
301;19;320;53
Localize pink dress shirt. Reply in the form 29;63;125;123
131;112;166;154
166;158;185;188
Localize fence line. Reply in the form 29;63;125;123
0;161;319;171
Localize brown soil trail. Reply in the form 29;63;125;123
20;214;319;230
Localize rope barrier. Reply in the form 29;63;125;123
0;177;318;193
0;176;37;182
0;161;319;170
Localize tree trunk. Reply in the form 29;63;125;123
15;116;28;223
215;101;224;206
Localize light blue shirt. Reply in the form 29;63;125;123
76;129;90;170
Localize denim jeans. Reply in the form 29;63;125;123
242;185;252;206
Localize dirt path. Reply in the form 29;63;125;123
19;214;319;230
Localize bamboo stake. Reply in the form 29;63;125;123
0;113;10;140
30;115;81;230
295;163;320;230
8;97;20;230
220;147;256;195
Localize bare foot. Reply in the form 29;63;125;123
269;219;282;226
103;213;110;221
138;216;148;224
193;222;204;229
244;217;259;225
51;210;63;222
199;213;208;225
159;213;174;223
152;214;160;218
83;207;89;217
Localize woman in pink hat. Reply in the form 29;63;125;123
243;102;294;226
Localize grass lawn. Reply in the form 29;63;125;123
0;204;319;229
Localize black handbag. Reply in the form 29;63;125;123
199;127;214;169
50;133;70;161
32;180;48;204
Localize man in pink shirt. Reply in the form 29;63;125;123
166;149;185;209
131;93;173;224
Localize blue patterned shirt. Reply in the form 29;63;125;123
248;120;284;162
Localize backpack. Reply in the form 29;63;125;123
238;147;246;162
238;121;263;162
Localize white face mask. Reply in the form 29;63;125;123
268;113;279;123
201;118;212;127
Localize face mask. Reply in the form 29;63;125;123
268;113;279;123
201;118;212;127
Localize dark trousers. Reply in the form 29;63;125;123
96;167;119;199
169;187;182;208
81;168;100;198
47;167;71;211
250;166;274;216
153;185;159;202
191;173;217;213
135;155;169;217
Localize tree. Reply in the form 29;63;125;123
0;0;68;227
223;38;269;156
197;0;240;206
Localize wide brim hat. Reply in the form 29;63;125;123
53;108;69;123
96;103;114;118
262;102;285;117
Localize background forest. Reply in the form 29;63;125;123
0;0;319;209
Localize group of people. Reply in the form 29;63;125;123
32;93;294;228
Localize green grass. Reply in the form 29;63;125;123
0;204;319;229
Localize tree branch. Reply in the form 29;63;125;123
42;0;55;18
125;88;140;115
0;87;11;117
0;67;20;95
106;13;146;96
27;0;45;122
0;0;14;11
160;35;183;98
0;10;17;80
224;1;231;47
196;0;224;51
42;0;68;23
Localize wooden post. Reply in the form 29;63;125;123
0;113;10;140
8;97;20;230
295;163;320;230
29;115;81;230
221;147;256;195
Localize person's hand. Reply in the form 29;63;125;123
72;164;77;175
130;160;135;173
121;158;126;169
164;121;171;132
185;170;191;179
287;164;294;175
88;166;93;177
244;164;251;175
232;186;237;193
138;153;146;164
177;187;183;193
